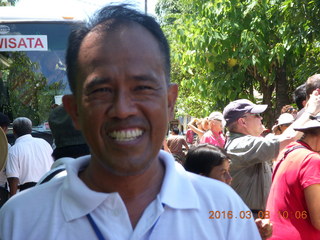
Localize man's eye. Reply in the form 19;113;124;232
135;85;153;91
91;87;112;94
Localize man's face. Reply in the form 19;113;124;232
241;113;264;136
64;24;177;176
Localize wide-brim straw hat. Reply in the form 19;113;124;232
0;127;8;172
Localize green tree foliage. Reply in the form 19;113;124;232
155;0;184;25
158;0;320;126
0;0;17;6
5;52;63;125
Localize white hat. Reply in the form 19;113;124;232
276;113;295;126
208;112;224;121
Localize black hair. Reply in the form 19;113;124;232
172;127;179;134
12;117;32;137
184;144;229;176
0;113;10;129
293;83;306;110
66;4;171;94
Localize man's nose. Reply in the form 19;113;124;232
109;90;137;119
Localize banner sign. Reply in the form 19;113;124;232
0;35;48;51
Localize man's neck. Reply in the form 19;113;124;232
79;157;165;228
301;136;320;152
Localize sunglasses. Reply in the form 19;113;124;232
286;108;296;112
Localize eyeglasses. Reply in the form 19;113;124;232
310;115;320;121
242;113;261;118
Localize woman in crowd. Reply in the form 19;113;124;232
184;144;232;184
185;144;272;240
271;113;295;135
186;118;198;146
187;118;210;145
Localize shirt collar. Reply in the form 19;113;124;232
15;134;32;143
61;151;200;221
61;155;113;221
158;150;199;209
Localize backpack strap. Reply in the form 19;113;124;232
272;145;306;181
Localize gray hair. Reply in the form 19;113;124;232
13;117;32;137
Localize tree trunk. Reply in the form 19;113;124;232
261;82;275;130
275;64;290;117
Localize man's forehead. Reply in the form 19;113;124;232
88;21;148;41
80;23;160;57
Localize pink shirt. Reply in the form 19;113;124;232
266;141;320;240
200;131;225;148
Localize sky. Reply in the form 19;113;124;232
14;0;158;19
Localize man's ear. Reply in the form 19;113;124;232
167;83;178;121
237;117;246;127
62;95;81;130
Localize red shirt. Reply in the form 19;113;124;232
266;141;320;240
186;129;194;144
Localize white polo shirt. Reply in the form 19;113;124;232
0;151;261;240
6;134;53;184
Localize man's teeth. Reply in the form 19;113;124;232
109;129;143;141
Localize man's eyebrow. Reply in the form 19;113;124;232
132;74;157;82
84;77;110;92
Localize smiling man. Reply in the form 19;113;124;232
0;4;261;239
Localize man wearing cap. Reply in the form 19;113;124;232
223;95;320;215
266;114;320;239
200;111;225;148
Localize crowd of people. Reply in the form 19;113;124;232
0;3;319;240
163;74;320;239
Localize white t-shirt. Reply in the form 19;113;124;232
6;134;53;184
0;151;261;240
